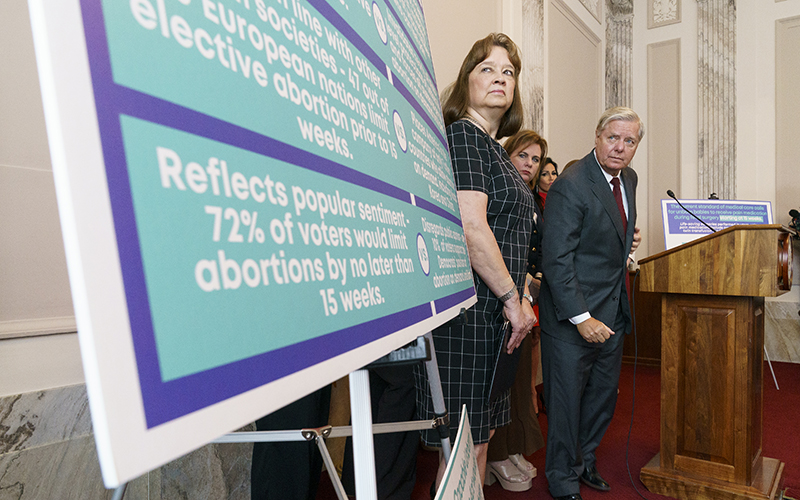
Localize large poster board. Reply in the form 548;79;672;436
28;0;475;487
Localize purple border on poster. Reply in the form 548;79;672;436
434;287;474;314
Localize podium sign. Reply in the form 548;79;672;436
661;199;772;250
28;0;475;486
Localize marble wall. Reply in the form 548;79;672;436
765;239;800;364
0;385;254;500
766;299;800;364
606;0;634;109
520;0;545;133
697;0;737;200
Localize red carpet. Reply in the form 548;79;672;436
321;361;800;499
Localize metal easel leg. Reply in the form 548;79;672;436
423;331;452;463
349;369;378;500
111;483;127;500
764;345;780;390
302;427;349;500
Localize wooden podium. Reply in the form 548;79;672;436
637;225;793;500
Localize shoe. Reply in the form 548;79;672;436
553;495;582;500
485;459;532;491
508;453;537;478
580;465;610;491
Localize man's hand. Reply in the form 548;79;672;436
576;317;615;343
631;227;641;252
628;227;641;267
503;298;536;353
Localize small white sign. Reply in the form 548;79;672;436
435;405;485;500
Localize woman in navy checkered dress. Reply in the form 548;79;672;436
415;33;536;490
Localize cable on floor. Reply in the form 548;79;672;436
624;269;652;500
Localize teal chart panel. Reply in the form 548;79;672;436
89;0;473;427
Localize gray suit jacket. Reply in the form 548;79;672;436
538;150;637;345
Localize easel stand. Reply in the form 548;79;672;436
111;484;126;500
219;331;452;500
108;332;452;500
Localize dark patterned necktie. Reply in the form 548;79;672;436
611;177;627;234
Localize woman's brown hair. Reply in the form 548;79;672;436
441;33;523;139
503;130;548;172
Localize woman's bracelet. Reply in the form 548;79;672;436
497;285;517;303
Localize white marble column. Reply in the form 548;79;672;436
697;0;737;199
521;0;545;133
606;0;634;108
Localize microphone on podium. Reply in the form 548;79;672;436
667;190;717;233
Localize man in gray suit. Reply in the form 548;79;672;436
538;107;643;500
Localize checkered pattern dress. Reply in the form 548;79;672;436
416;119;535;446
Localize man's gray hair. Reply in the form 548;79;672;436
595;107;645;140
